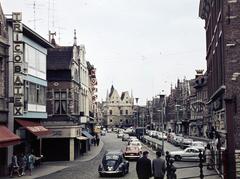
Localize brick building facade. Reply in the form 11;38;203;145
199;0;240;177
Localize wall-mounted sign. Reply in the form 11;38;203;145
42;127;81;138
12;12;24;116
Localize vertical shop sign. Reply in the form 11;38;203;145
12;12;23;116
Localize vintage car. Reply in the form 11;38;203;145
191;141;206;152
122;134;130;141
98;151;129;177
117;132;124;138
123;146;141;160
169;147;201;161
128;141;142;151
180;138;193;149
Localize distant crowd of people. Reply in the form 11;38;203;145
9;151;37;177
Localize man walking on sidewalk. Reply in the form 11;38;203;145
136;151;152;179
152;151;166;179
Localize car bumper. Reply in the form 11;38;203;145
124;155;140;159
99;170;122;174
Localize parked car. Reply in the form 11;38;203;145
122;134;130;141
157;132;167;140
169;147;201;161
191;141;206;152
98;151;129;177
180;138;193;149
173;136;184;146
117;132;124;138
107;128;112;133
123;146;141;160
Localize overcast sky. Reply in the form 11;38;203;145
2;0;206;105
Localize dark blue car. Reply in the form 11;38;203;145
98;151;129;177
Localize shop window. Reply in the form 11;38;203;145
29;83;36;104
24;81;29;111
36;85;40;104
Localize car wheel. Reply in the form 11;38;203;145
174;155;181;161
99;173;104;177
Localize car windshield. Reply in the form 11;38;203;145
105;154;119;160
106;160;117;167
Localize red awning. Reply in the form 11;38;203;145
0;125;21;148
16;119;50;137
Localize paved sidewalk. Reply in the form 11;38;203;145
1;141;103;179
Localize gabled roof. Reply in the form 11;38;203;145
121;91;128;100
47;46;73;70
109;85;115;98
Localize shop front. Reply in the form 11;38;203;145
14;119;50;158
0;125;21;176
42;125;82;161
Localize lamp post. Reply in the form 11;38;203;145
135;98;139;128
157;93;165;155
175;104;180;134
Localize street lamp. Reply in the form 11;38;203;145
157;93;165;155
135;98;139;128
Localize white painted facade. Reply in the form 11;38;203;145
79;45;89;123
104;86;134;126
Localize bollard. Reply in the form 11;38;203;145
199;151;204;179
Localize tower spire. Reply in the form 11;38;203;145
74;29;77;46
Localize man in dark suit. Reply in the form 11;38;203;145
136;151;152;179
152;151;166;179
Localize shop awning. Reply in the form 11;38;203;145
82;131;94;139
0;125;21;148
16;119;50;137
76;136;88;140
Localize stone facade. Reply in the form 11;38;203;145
189;70;208;137
103;86;134;127
0;4;9;122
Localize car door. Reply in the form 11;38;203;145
183;148;193;161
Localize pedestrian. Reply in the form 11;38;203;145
28;152;36;176
96;133;100;146
19;152;27;176
152;151;166;179
9;153;21;177
167;159;176;179
205;144;212;170
136;150;152;179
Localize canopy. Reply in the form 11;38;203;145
16;119;50;137
82;131;94;139
0;125;21;148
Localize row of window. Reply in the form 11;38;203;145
109;109;129;115
111;101;129;103
206;0;222;51
24;81;46;110
25;44;46;73
48;90;80;115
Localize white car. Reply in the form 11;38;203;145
191;141;206;152
117;132;124;138
128;138;139;144
170;147;201;161
129;141;142;151
156;132;167;140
